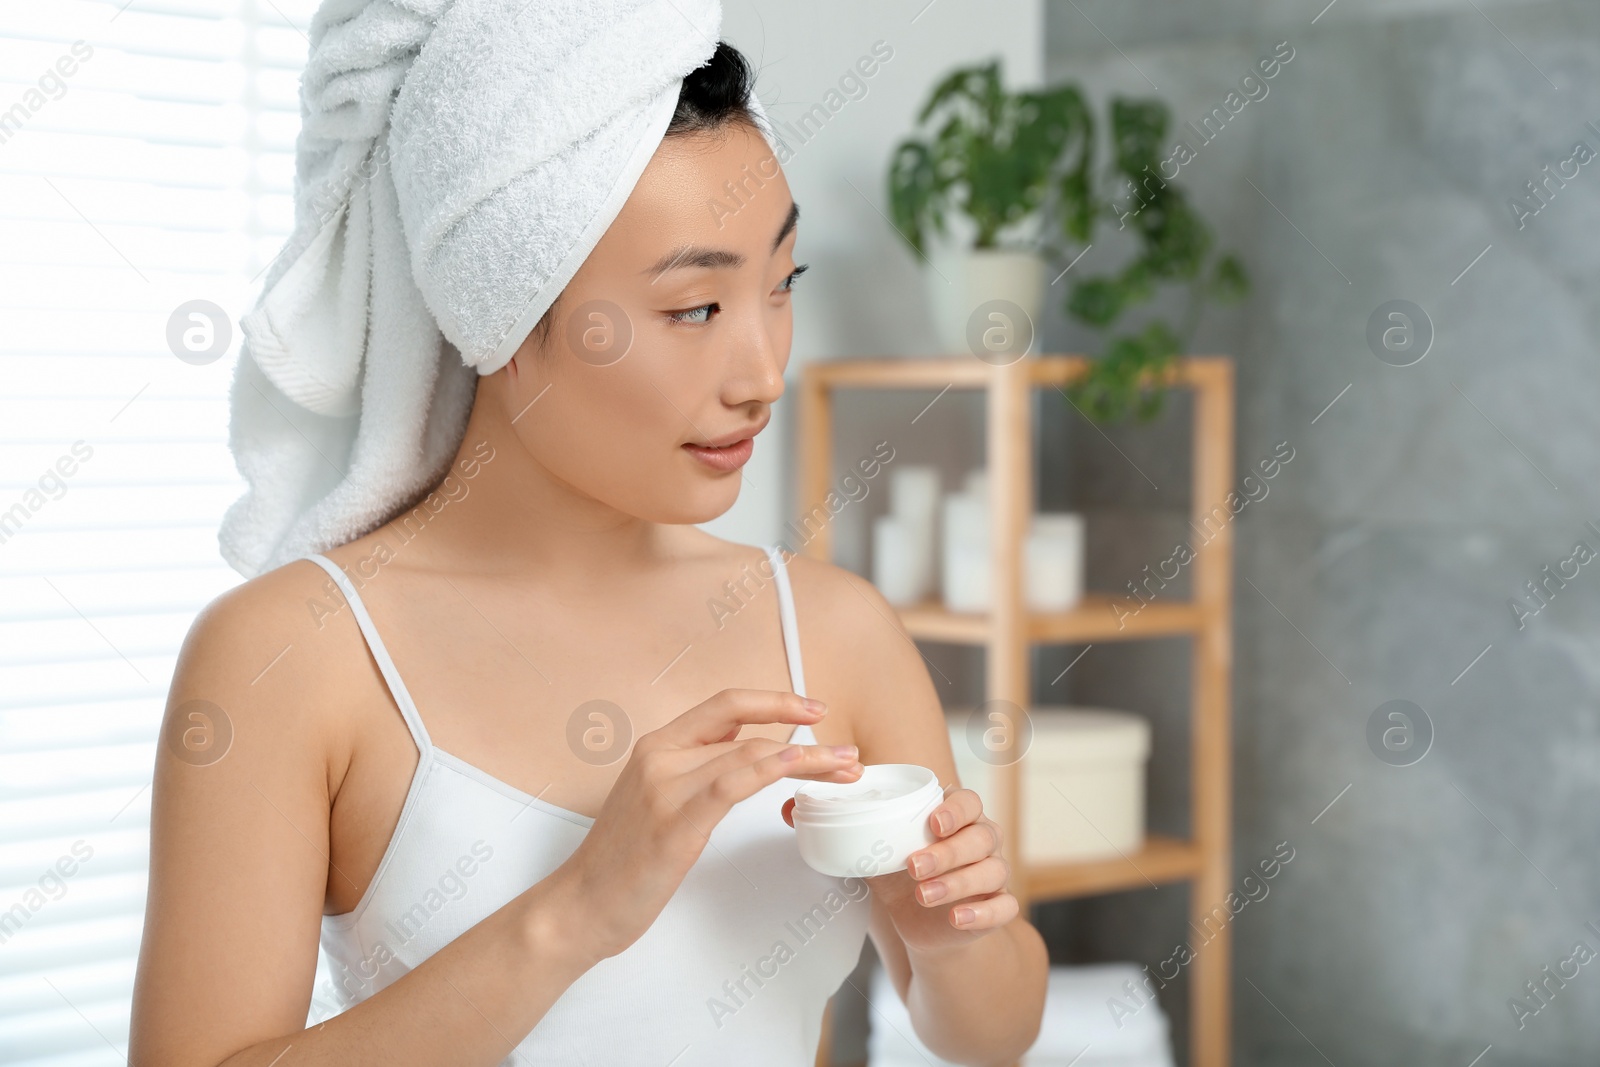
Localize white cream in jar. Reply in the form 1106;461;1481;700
790;764;944;878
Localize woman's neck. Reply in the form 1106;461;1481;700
368;377;694;587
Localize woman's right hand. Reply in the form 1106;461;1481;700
551;688;861;965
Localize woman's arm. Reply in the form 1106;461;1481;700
864;798;1049;1066
129;572;602;1067
790;558;1049;1067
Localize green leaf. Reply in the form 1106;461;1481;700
1137;318;1182;363
1210;253;1250;303
1066;319;1181;424
1058;167;1094;244
1130;190;1211;279
1109;97;1168;176
1067;277;1123;327
886;140;937;257
1117;259;1156;307
918;61;999;127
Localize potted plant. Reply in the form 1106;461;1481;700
888;59;1248;422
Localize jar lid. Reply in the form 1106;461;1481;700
792;763;940;823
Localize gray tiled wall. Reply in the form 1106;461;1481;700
1037;1;1600;1064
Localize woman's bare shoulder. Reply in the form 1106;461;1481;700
779;549;913;646
168;557;371;767
182;557;357;676
778;550;951;765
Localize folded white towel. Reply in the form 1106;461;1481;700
870;1057;1168;1067
867;961;1176;1067
220;0;776;577
871;1058;1172;1067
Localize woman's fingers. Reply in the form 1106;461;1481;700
947;888;1021;931
661;735;861;781
676;738;861;825
661;688;826;748
912;853;1010;909
924;786;984;838
906;816;1002;881
562;695;845;963
776;740;865;783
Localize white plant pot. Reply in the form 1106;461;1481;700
924;247;1046;359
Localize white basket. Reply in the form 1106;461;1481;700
947;705;1151;863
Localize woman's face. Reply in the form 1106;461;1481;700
498;121;800;526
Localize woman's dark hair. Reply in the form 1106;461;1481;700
666;40;761;138
525;41;762;354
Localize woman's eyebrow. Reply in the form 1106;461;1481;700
642;200;800;280
772;200;800;251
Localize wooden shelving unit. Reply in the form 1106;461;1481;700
800;355;1234;1067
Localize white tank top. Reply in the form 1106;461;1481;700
301;545;869;1065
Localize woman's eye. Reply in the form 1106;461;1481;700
666;265;808;325
668;303;717;325
779;263;810;293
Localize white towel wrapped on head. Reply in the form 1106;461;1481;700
220;0;777;578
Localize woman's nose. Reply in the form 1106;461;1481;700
729;312;787;406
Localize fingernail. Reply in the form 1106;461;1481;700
953;906;974;925
832;745;857;760
920;880;946;904
909;852;930;878
935;811;952;835
803;698;826;714
781;745;803;761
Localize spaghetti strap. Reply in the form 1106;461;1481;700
301;553;433;756
764;545;807;699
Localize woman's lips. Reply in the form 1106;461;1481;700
682;436;754;472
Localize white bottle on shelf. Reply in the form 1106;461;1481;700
871;514;922;607
941;488;989;612
1026;512;1086;612
887;464;940;602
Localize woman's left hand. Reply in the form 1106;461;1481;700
789;786;1019;954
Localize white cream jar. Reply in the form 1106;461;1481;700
791;764;944;878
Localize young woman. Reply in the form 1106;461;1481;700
130;41;1047;1067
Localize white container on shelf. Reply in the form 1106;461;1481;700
1026;512;1086;612
947;706;1151;863
872;515;922;607
940;490;990;612
942;540;989;613
940;501;1088;614
942;487;988;547
888;465;940;601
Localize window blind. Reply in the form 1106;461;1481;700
0;3;320;1062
